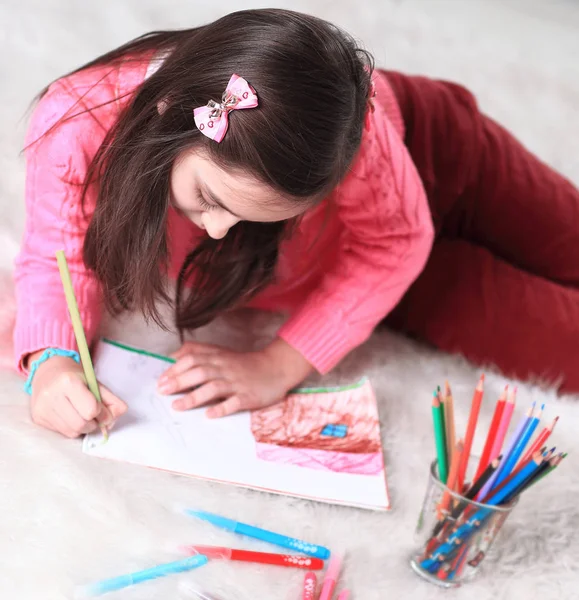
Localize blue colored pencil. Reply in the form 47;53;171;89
477;403;534;499
495;404;543;483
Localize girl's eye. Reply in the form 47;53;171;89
196;191;217;212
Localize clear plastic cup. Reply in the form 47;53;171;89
409;457;517;587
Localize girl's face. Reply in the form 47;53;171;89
170;150;310;239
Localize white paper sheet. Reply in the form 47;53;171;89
83;340;390;510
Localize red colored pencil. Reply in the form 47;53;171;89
457;374;485;491
181;545;324;570
519;416;558;466
473;386;507;480
488;386;517;462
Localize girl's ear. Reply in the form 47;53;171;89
157;99;169;115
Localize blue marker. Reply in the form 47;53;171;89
183;509;331;560
77;554;208;597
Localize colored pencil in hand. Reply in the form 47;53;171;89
457;374;485;491
474;386;507;480
443;381;456;466
432;392;449;483
519;416;558;466
55;250;108;440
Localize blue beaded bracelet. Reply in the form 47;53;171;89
24;348;81;395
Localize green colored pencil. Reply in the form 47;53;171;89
432;391;449;483
56;250;108;440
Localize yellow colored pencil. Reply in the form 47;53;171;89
55;250;108;440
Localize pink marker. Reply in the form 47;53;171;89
319;554;343;600
302;572;317;600
338;592;350;600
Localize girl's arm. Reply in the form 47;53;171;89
277;112;435;374
14;85;107;373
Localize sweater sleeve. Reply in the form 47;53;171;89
13;86;104;373
277;112;434;374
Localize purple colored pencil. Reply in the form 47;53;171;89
477;403;534;500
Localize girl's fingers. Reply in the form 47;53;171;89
170;342;220;361
99;384;128;422
161;354;206;381
54;415;82;439
159;365;221;395
206;395;245;419
66;376;102;421
172;379;233;411
56;397;95;438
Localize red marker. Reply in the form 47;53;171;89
181;545;324;570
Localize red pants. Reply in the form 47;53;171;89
383;71;579;393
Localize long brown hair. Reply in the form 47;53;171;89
38;9;373;332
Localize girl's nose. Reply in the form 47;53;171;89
201;210;239;240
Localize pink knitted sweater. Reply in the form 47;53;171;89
14;57;434;375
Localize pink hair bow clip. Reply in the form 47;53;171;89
194;74;258;142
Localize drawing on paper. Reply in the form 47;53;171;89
250;379;384;476
83;339;390;510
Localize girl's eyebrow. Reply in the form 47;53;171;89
203;185;242;219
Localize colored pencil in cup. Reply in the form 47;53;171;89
495;403;543;481
477;402;533;500
474;386;507;480
457;374;485;490
55;250;108;440
500;449;558;502
484;403;536;495
437;439;463;520
444;381;456;465
466;455;501;500
487;386;516;463
519;416;558;466
518;453;565;494
432;392;449;483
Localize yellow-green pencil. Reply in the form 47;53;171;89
55;250;108;440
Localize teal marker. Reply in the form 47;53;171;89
183;509;331;560
77;554;208;597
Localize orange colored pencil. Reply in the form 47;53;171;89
457;374;485;490
473;386;507;480
519;416;558;465
438;440;464;518
444;381;456;466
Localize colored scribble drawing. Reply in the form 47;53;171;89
250;379;384;475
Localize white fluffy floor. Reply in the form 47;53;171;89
1;1;579;599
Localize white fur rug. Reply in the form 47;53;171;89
1;1;579;599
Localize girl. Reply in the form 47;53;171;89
15;9;579;439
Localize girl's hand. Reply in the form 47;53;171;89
29;353;128;438
157;338;313;418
